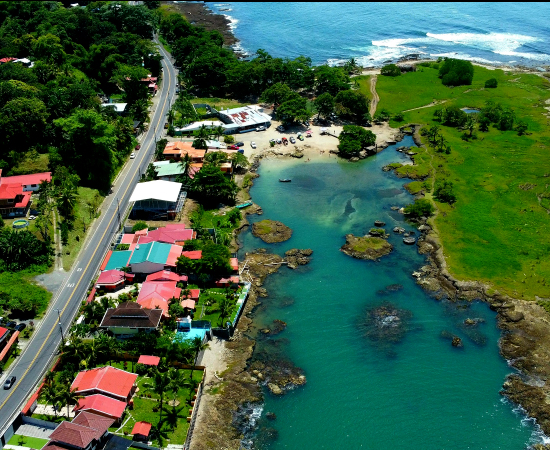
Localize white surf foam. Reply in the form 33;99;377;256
372;37;430;48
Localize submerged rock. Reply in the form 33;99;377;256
377;284;404;296
266;412;277;421
252;220;293;243
452;336;463;347
341;234;393;260
268;383;283;395
284;248;313;269
361;302;414;353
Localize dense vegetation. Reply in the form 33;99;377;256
0;1;160;189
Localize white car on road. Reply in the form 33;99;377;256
251;142;257;149
130;152;136;159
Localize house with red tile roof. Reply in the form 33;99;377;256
73;394;127;423
163;141;205;162
47;411;113;450
136;281;181;317
71;367;138;403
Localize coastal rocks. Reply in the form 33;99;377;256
403;236;416;245
290;149;304;158
266;412;277;421
340;234;393;261
441;330;463;348
252;220;293;243
369;228;387;237
260;319;287;336
267;383;283;395
284;248;313;269
374;220;386;227
250;349;307;397
393;226;405;234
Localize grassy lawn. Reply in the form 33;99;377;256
62;187;104;271
353;75;372;100
10;153;49;175
8;435;49;449
31;414;65;424
192;97;247;110
375;64;550;298
195;288;240;326
113;370;204;446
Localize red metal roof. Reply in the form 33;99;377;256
99;251;112;271
166;244;183;266
132;421;151;437
137;297;169;317
97;270;125;286
14;191;31;208
0;331;19;362
73;394;127;419
181;250;202;260
0;327;8;341
230;257;239;271
71;367;137;401
138;281;181;302
0;183;22;200
137;355;160;366
0;57;16;63
146;270;187;282
139;227;194;245
184;289;200;300
0;171;51;186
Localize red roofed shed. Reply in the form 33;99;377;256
132;421;151;441
137;355;160;366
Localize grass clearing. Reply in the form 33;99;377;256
10;153;49;175
192;97;247;110
0;270;52;319
8;435;49;449
63;187;104;271
375;64;550;298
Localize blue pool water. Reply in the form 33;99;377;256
175;329;207;342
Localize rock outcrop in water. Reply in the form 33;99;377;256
341;234;393;260
252;220;292;243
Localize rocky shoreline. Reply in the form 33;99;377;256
393;138;550;436
340;234;393;260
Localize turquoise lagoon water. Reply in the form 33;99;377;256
239;138;543;449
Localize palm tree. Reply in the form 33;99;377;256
42;383;60;418
189;336;209;381
176;153;193;184
465;114;477;137
143;370;171;423
229;152;249;171
213;125;225;141
167;368;186;409
57;386;82;419
217;295;235;328
56;186;77;220
194;124;210;149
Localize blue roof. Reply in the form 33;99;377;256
104;251;132;270
129;242;172;265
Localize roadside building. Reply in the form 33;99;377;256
99;302;163;339
72;366;138;403
129;180;185;220
218;105;271;133
146;270;188;283
0;170;52;217
0;326;9;347
136;280;182;317
163;141;206;162
131;422;151;442
128;241;182;274
101;103;128;115
73;394;127;424
154;162;185;182
46;412;113;450
96;270;134;291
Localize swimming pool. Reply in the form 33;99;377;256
174;328;207;342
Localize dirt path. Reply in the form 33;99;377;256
370;75;379;116
402;99;448;113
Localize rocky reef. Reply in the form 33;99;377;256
341;234;393;260
252;220;293;243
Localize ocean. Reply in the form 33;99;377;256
237;141;547;449
208;2;550;67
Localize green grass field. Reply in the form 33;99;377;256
8;435;49;449
374;65;550;298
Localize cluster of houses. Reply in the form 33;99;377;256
42;365;157;450
94;224;239;339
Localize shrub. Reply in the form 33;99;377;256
131;221;148;233
485;78;498;88
434;180;457;204
223;135;234;144
442;106;467;127
337;125;376;158
498;108;515;131
393;112;404;122
439;58;474;86
404;199;435;218
381;64;401;77
516;120;528;136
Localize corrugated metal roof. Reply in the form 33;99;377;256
129;180;181;203
104;251;132;271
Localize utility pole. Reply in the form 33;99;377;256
54;309;65;347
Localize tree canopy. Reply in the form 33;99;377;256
337;125;376;158
438;58;474;86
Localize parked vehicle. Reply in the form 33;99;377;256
135;144;141;150
130;152;136;159
28;215;36;220
251;142;257;149
14;323;26;332
290;137;296;144
256;126;266;131
276;138;282;144
235;142;244;147
229;145;240;150
4;376;16;390
276;125;285;132
282;137;288;145
298;134;304;141
6;321;16;329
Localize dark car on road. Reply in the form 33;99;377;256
4;376;16;390
235;142;244;147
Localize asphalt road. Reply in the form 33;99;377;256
0;36;177;434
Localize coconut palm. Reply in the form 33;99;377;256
176;153;193;185
229;152;249;171
42;383;60;418
213;125;226;140
143;370;171;423
57;386;82;419
167;368;186;408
